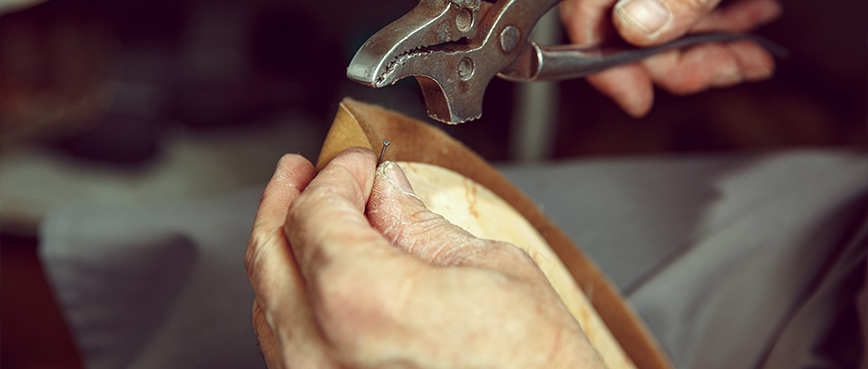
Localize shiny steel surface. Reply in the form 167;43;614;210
348;0;559;123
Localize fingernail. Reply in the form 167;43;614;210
617;0;670;34
757;2;782;24
743;64;773;81
274;153;294;175
710;65;743;87
711;73;742;87
383;162;415;195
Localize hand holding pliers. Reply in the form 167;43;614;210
347;0;784;124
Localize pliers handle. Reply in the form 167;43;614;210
499;32;787;82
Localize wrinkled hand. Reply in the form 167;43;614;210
245;148;604;369
560;0;781;117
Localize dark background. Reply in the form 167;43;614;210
2;0;865;162
1;0;865;367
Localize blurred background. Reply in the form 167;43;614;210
1;0;865;367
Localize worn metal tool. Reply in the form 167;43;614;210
347;0;785;124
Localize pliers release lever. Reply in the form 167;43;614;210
347;0;785;124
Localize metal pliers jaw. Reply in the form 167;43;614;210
348;0;785;124
347;0;481;86
348;0;558;124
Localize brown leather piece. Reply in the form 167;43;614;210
317;97;674;369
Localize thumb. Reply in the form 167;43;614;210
366;162;531;273
613;0;722;46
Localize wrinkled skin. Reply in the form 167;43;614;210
561;0;782;117
245;148;606;368
245;2;784;365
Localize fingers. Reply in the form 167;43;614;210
246;154;338;368
285;148;438;362
253;299;284;369
614;0;724;45
638;0;779;92
644;39;774;94
251;154;317;244
249;152;597;367
613;0;781;46
560;0;657;116
691;0;781;33
563;0;779;116
728;39;776;81
286;147;398;287
559;0;619;46
583;41;775;119
246;153;315;294
586;64;655;117
366;162;541;276
366;162;482;267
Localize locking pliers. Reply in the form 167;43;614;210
347;0;784;124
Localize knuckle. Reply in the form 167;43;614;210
244;231;275;281
244;243;257;278
406;211;451;238
434;237;534;269
385;210;453;250
409;207;443;223
488;239;528;260
486;240;543;275
251;300;269;337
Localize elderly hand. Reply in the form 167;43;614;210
245;148;605;369
560;0;782;117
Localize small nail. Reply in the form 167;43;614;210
618;0;671;35
383;162;415;195
378;140;390;166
